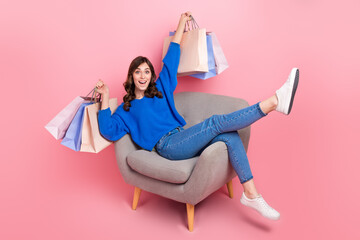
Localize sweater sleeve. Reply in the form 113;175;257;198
158;42;181;92
98;107;128;141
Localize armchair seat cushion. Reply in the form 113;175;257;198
127;150;199;184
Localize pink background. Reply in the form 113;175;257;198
1;0;359;239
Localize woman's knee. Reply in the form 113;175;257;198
211;132;242;145
206;114;227;134
208;114;220;125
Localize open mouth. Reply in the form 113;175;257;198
139;81;147;85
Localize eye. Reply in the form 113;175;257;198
135;71;140;74
145;71;150;74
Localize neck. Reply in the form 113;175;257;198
135;89;145;99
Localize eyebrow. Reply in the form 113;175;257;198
136;68;150;70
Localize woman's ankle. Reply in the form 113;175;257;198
244;190;261;199
273;94;279;108
259;95;278;114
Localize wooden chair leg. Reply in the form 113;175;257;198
186;203;195;232
226;180;234;199
132;187;142;210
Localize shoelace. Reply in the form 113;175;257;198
257;197;274;212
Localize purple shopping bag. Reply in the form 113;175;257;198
190;33;217;80
61;102;92;151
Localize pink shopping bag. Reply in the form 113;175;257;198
80;98;118;153
45;89;99;140
208;32;229;74
45;96;87;140
162;18;208;76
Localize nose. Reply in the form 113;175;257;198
141;72;145;79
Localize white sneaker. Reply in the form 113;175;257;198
240;192;280;220
275;68;299;115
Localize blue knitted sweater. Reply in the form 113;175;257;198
98;42;186;151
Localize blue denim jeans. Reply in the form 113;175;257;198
155;102;267;184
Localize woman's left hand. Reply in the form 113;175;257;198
172;11;192;44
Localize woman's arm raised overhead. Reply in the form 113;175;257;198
158;12;192;92
171;11;192;44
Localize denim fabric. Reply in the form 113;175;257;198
155;102;267;184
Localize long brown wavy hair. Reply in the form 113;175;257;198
123;56;163;111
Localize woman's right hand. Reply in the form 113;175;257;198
95;79;109;95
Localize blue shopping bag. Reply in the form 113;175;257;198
61;102;92;151
169;31;217;80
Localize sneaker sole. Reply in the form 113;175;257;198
287;68;299;115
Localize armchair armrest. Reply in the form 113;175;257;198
114;134;141;182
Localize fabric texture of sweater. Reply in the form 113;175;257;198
98;42;186;151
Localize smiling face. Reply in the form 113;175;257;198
133;62;152;99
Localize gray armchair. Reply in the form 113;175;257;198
114;92;251;231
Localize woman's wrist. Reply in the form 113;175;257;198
179;17;188;25
101;93;110;110
173;22;186;43
101;91;110;99
177;19;187;30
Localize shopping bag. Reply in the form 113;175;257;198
208;32;229;74
45;96;86;140
80;98;118;153
190;33;217;80
162;18;208;76
61;102;92;151
168;31;216;80
45;89;100;140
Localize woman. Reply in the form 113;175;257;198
95;12;299;221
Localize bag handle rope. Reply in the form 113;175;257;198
82;87;101;103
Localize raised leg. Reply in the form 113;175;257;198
156;103;266;160
186;203;195;232
132;186;142;210
226;180;234;199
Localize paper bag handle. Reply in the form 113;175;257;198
82;88;101;103
185;16;200;32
